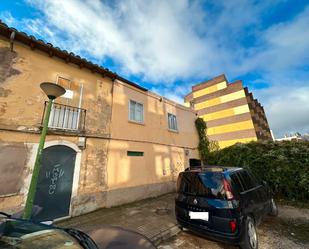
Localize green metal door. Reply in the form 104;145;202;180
33;145;77;221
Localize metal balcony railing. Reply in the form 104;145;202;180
42;101;86;132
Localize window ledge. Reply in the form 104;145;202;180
168;129;179;133
128;120;145;126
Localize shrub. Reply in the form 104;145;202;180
208;140;309;202
195;118;209;165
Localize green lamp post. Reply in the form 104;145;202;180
23;82;66;220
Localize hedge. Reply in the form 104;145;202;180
207;141;309;202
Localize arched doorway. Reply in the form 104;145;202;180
33;145;77;221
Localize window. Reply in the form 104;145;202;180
177;172;226;199
57;76;71;89
238;170;256;191
127;151;144;157
168;113;178;131
230;173;243;195
247;171;260;187
129;100;144;123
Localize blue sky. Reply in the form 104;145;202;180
1;0;309;138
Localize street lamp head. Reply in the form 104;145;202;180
40;82;66;100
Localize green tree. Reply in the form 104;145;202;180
195;118;209;165
207;140;309;202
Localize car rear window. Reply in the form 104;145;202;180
230;173;243;194
177;172;226;199
237;170;257;191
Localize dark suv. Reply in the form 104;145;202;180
175;166;278;249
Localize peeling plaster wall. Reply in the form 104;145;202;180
0;37;112;215
0;131;110;215
0;47;21;84
71;191;107;217
0;45;21;117
0;142;29;196
0;38;113;134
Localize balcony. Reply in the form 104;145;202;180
42;101;86;133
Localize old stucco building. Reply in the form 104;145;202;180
0;21;198;220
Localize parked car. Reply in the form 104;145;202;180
175;166;278;249
0;211;156;249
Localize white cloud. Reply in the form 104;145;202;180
0;11;15;26
18;0;224;82
241;6;309;73
9;0;307;79
264;86;309;138
254;73;309;138
2;0;309;137
151;84;192;104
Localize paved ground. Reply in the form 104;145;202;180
57;193;309;248
57;193;180;246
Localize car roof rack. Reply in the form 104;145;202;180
186;165;241;172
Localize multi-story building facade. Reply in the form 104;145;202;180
185;74;272;148
107;79;198;206
0;21;198;220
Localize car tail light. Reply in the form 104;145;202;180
229;220;237;233
223;179;234;200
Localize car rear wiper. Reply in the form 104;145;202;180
183;191;198;196
65;228;98;249
0;212;11;218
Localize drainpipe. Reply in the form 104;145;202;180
76;83;83;130
10;31;15;52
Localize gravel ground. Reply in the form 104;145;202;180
158;205;309;249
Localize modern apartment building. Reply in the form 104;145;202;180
184;74;272;148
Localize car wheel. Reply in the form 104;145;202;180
268;198;278;217
240;216;258;249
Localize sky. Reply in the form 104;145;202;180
0;0;309;138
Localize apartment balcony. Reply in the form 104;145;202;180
42;101;86;133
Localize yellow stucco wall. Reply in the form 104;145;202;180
0;37;200;213
200;104;250;121
107;140;197;190
110;80;198;148
195;89;246;110
192;81;227;98
217;137;257;148
0;38;113;214
207;120;255;135
107;80;199;190
0;38;113;135
189;77;257;149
